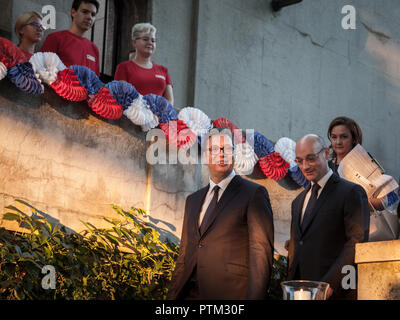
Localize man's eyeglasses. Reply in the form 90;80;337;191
136;37;157;43
24;22;45;30
208;145;234;155
295;148;325;166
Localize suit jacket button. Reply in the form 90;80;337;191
299;241;303;245
198;243;203;248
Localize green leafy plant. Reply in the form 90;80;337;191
0;200;178;300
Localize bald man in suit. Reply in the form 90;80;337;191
287;134;369;299
167;129;274;300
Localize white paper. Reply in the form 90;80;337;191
337;144;398;198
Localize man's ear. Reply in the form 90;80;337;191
324;147;330;159
71;8;77;21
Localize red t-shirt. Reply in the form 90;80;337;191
114;60;172;96
21;50;33;60
40;30;100;75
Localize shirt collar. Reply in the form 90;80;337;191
209;170;236;194
312;168;333;190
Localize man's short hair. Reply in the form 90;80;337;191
314;135;327;150
72;0;100;13
201;127;234;152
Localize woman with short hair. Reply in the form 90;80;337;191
114;22;174;105
14;11;45;59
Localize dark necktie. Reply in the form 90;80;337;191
200;185;220;234
301;183;321;228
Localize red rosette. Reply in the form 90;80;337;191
258;152;290;180
50;68;88;101
159;120;197;149
213;117;244;144
87;87;123;120
0;37;27;69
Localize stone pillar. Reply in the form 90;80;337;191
355;240;400;300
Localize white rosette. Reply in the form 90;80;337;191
234;142;258;175
0;62;7;81
274;137;297;168
178;106;212;140
29;52;66;85
124;94;159;132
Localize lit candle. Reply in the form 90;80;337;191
294;289;311;300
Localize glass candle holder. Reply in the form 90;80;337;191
281;280;330;300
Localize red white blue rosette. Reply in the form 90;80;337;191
50;68;88;101
0;61;7;80
259;152;290;180
0;37;27;70
159;119;197;149
178;107;212;140
274;137;297;168
29;52;66;85
87;86;123;120
213;118;244;144
234;141;258;175
7;62;44;95
69;65;104;95
124;94;159;131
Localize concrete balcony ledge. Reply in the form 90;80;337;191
356;240;400;300
355;240;400;264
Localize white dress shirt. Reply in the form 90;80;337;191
198;170;236;226
300;169;333;223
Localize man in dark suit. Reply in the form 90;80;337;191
167;128;274;300
287;134;370;299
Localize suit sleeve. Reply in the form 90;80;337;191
166;196;190;299
321;184;369;293
246;186;274;299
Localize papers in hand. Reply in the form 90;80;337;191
337;144;398;198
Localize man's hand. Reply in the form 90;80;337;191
284;239;290;251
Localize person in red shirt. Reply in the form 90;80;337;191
14;11;45;59
114;23;174;105
40;0;100;76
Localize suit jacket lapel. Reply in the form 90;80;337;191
301;174;340;235
200;175;242;238
191;185;209;239
294;186;309;237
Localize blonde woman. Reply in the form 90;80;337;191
114;22;174;105
14;11;45;59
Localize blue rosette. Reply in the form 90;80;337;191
7;62;44;95
289;165;310;188
143;94;178;123
248;131;274;159
105;80;139;110
69;65;104;95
